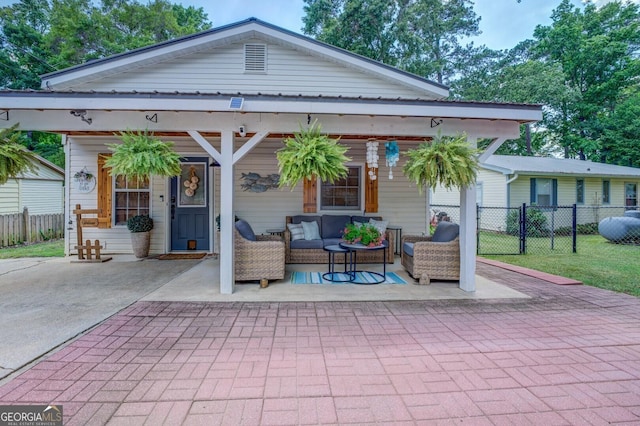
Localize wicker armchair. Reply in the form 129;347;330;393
234;222;285;282
401;222;460;285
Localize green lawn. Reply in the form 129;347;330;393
0;239;65;259
485;235;640;297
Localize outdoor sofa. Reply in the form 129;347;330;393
284;215;394;264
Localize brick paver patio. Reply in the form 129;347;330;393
1;264;640;425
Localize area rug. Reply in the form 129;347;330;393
157;253;207;260
291;271;407;284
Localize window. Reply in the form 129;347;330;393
602;180;610;204
530;178;557;207
576;179;584;204
625;183;638;209
320;166;361;210
114;175;150;225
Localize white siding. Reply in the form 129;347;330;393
66;136;212;254
20;180;63;214
71;39;423;99
231;139;428;237
0;180;20;214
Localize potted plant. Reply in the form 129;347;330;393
342;223;385;247
127;214;154;258
403;132;479;193
276;120;351;189
104;129;182;257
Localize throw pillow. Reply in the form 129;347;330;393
287;223;305;241
235;219;257;241
369;218;389;234
301;220;321;240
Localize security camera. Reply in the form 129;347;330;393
239;125;246;137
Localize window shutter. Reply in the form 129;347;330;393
97;154;112;228
303;176;317;213
530;178;536;204
364;164;378;213
552;179;558;207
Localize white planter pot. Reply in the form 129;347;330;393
131;231;151;258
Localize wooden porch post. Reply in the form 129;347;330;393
219;131;235;294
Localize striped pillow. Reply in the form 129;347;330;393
287;223;305;241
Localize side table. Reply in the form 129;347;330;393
322;244;352;282
387;225;402;255
265;228;285;239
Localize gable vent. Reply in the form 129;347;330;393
244;43;267;73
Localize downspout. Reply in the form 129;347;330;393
506;174;518;207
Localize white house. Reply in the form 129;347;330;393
0;153;64;215
431;155;640;229
0;18;542;293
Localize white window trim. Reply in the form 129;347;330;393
602;179;611;205
576;178;585;205
318;163;365;214
113;175;152;227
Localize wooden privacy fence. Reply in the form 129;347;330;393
0;207;64;248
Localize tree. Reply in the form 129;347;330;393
600;86;640;167
0;124;36;185
532;0;640;159
302;0;480;84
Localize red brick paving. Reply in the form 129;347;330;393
1;263;640;425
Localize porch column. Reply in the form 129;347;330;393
459;134;478;292
219;130;235;294
459;185;476;292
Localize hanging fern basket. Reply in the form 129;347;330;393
403;133;479;193
104;129;182;180
276;120;351;189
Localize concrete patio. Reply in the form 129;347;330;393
1;257;639;424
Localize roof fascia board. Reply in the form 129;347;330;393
41;19;449;98
480;163;513;174
42;26;255;88
3;95;542;122
254;25;449;98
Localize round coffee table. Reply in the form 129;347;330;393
322;244;353;282
339;242;387;284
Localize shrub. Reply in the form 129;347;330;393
506;207;549;237
127;215;154;233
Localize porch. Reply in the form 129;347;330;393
140;256;528;302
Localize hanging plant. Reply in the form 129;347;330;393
276;120;351;189
105;129;182;180
403;133;479;193
0;123;36;185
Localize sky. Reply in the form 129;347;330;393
0;0;637;50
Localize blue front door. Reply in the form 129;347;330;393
170;157;209;251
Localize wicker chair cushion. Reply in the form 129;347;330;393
290;239;324;249
235;219;257;241
403;242;414;257
287;223;305;241
322;215;351;238
301;220;321;240
432;222;459;242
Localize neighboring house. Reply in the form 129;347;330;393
0;18;542;293
0;153;64;215
431;155;640;229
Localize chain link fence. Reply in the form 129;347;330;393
432;204;640;256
